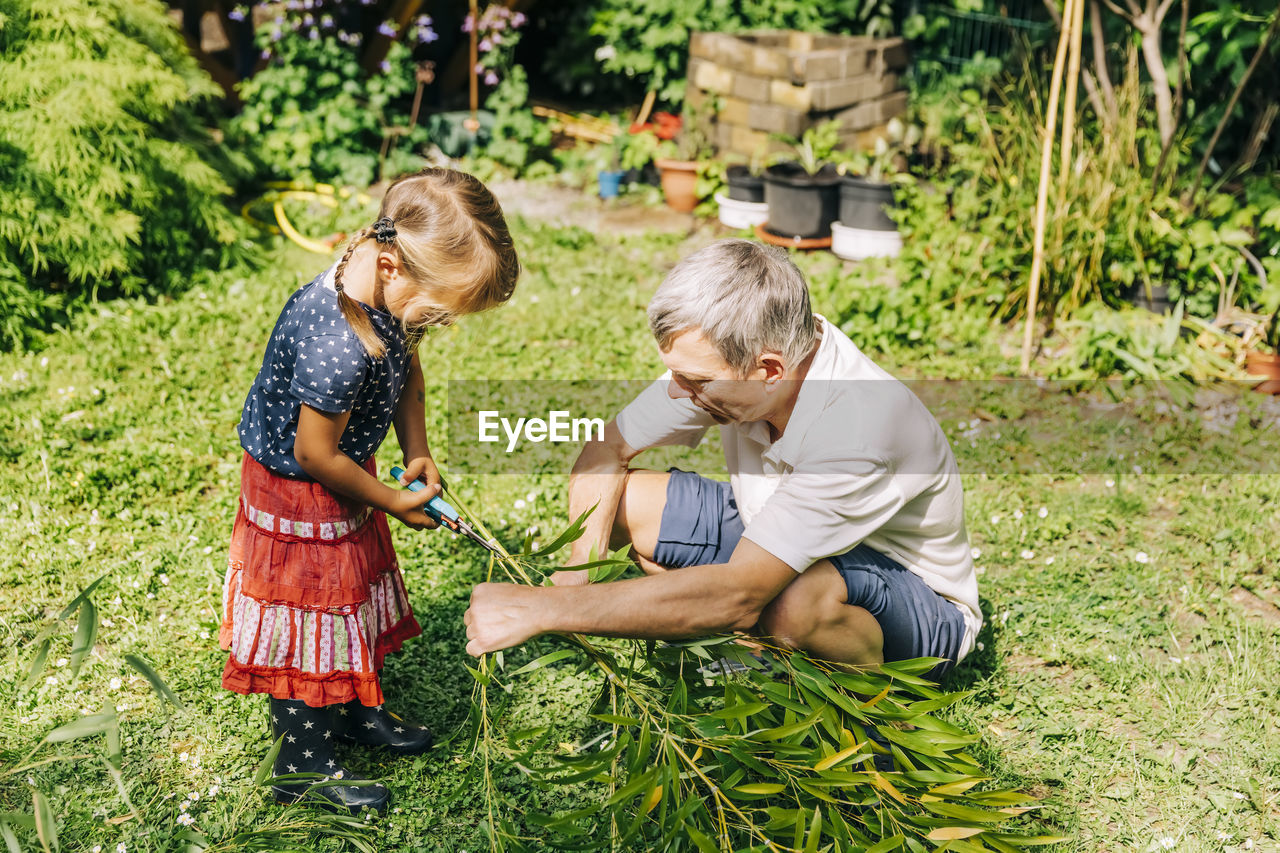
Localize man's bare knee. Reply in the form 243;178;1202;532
613;469;669;557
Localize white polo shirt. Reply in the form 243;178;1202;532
615;315;981;655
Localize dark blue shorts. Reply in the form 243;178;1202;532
652;468;966;675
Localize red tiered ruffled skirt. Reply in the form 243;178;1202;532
219;453;421;708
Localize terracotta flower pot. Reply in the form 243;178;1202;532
655;158;698;212
1245;351;1280;394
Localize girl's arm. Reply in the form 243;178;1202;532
295;403;440;529
391;351;441;492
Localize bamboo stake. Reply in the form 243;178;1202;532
1021;0;1079;374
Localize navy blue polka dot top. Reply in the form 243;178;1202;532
238;267;410;480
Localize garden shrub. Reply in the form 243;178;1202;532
0;0;251;349
228;30;430;187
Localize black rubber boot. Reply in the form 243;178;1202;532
269;698;389;813
334;700;433;755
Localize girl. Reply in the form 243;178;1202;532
219;168;520;813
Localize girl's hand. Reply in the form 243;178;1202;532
391;455;443;530
398;455;441;494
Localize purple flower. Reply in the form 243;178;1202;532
474;62;484;73
416;14;433;26
478;37;492;52
512;12;527;27
484;70;498;86
377;20;396;37
320;14;334;28
415;27;438;43
302;13;313;26
228;6;246;22
307;27;318;39
379;60;391;73
260;48;271;59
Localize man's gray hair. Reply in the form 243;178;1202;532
647;239;817;376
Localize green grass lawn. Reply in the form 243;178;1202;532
1;209;1278;852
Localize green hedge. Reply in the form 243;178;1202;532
0;0;250;349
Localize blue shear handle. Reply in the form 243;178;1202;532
389;466;459;523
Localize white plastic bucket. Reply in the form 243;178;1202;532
715;193;769;230
830;220;902;260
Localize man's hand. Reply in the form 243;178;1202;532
464;582;545;655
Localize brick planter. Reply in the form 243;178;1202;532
686;30;910;160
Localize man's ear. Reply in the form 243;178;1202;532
758;352;787;385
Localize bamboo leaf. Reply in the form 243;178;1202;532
24;636;53;690
862;834;906;853
42;712;115;745
754;707;822;742
641;784;663;814
814;741;868;771
710;702;769;721
508;649;578;678
683;823;720;853
989;834;1072;846
56;573;109;621
928;778;986;796
590;713;642;727
733;782;786;795
526;505;595;557
123;653;185;710
32;791;56;853
254;735;284;786
859;684;892;709
0;822;21;853
67;600;97;678
928;826;986;841
870;772;911;805
921;800;1008;823
802;805;823;853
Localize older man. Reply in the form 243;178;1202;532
464;239;980;674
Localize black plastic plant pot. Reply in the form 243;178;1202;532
1124;283;1173;314
763;162;840;239
726;165;765;203
838;176;897;231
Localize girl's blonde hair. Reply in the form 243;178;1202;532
334;168;520;358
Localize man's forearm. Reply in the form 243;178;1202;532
566;438;630;563
472;563;758;651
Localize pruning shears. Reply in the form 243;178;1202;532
390;465;500;555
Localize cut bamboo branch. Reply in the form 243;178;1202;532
1022;0;1079;374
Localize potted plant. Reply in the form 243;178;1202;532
597;132;627;200
832;117;919;259
1245;304;1280;394
717;146;770;229
653;107;711;213
763;120;843;241
725;144;768;203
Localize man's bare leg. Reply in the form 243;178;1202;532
611;469;671;575
757;560;884;667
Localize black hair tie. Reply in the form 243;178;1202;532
372;217;397;244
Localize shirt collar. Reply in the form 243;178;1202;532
761;314;835;467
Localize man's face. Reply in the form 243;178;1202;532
659;329;773;424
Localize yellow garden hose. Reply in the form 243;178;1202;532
241;182;374;255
